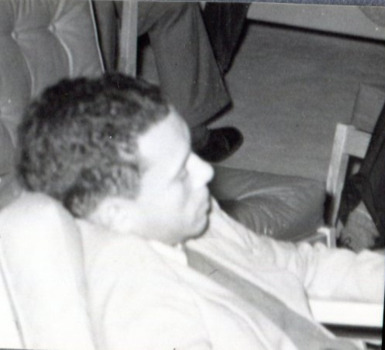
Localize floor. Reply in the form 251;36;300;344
140;10;385;183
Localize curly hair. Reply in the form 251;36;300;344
18;74;170;217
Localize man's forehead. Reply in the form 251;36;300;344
137;110;190;167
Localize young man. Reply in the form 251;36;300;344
18;74;384;350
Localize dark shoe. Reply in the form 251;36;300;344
194;127;243;163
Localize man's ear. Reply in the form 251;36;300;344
86;196;139;233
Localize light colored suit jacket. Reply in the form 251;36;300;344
80;199;384;350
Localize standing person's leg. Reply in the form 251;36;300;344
135;2;243;162
203;2;250;74
92;1;119;72
137;2;229;128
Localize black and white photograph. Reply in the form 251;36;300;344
0;0;384;349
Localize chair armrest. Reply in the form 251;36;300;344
309;299;383;328
0;251;23;348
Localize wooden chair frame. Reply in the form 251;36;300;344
325;123;371;242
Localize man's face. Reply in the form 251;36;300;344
133;109;214;245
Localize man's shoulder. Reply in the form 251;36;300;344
78;219;189;285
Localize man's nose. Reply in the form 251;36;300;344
195;155;214;185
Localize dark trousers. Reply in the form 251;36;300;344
203;2;250;74
137;2;231;127
94;1;231;128
340;101;385;247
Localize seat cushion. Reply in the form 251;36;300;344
210;166;325;241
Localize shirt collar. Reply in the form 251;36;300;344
149;240;188;265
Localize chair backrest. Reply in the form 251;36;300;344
0;0;104;143
0;0;107;209
325;123;371;231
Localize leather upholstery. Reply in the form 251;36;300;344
0;0;104;208
0;0;104;141
211;166;325;241
0;121;19;209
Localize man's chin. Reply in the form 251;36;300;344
196;200;212;237
188;216;210;241
175;203;212;244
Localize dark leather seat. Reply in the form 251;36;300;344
211;166;325;241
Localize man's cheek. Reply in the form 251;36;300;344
169;184;188;205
